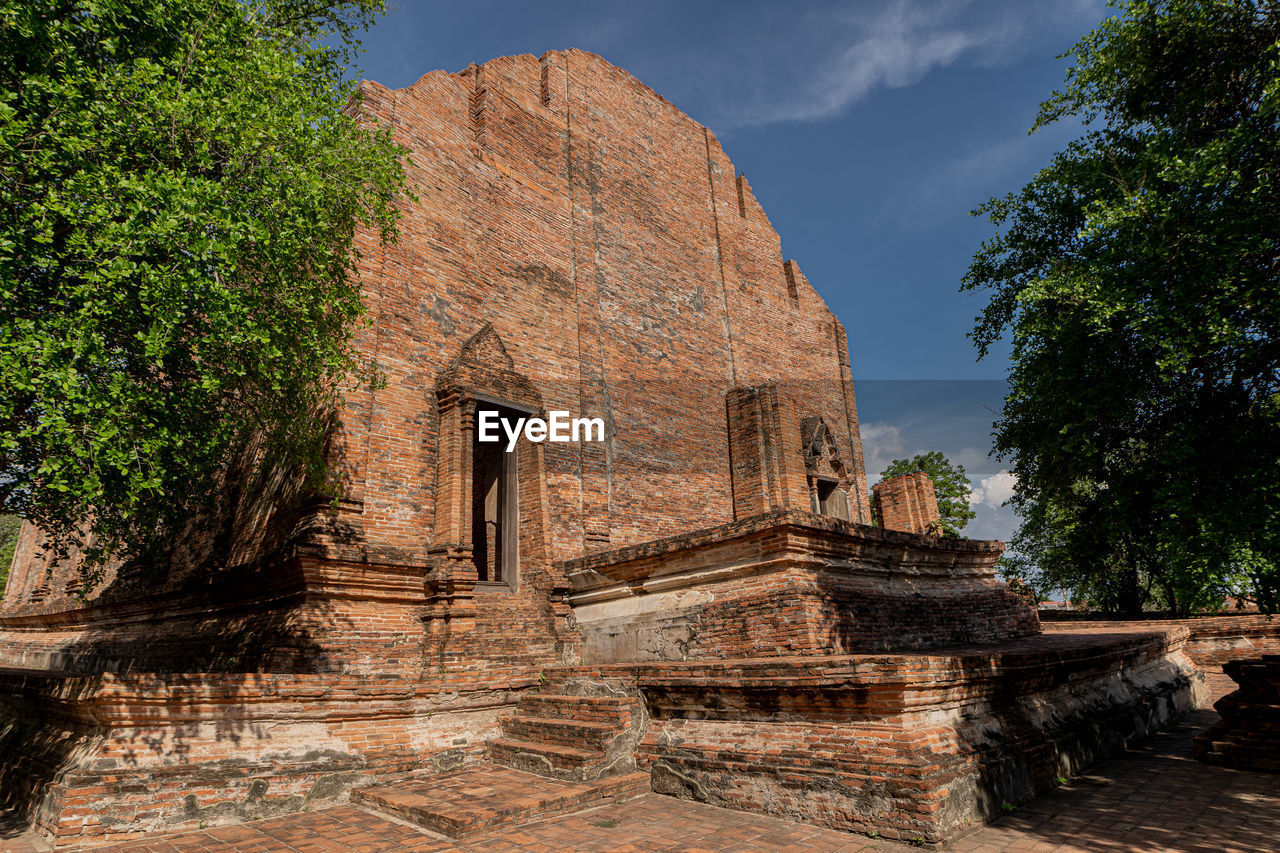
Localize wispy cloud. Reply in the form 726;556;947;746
740;2;982;125
953;446;995;472
882;116;1083;229
860;421;906;453
859;421;909;484
680;0;1105;129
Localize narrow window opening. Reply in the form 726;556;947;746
472;404;520;587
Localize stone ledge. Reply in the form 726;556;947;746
561;509;1003;593
1044;614;1280;668
563;512;1035;662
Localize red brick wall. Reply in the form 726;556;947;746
872;471;940;534
688;572;1039;657
1042;614;1280;667
726;383;864;522
347;48;870;561
538;628;1203;844
566;510;1039;662
0;668;529;846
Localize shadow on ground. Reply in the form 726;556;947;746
951;707;1280;853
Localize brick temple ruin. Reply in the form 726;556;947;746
0;50;1205;848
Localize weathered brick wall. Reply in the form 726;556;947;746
726;383;865;523
1;441;316;618
872;471;939;534
566;510;1039;663
688;576;1038;657
347;48;870;561
0;51;881;845
534;628;1203;844
0;668;533;847
1042;614;1280;667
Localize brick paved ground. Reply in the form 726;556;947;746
949;708;1280;853
4;673;1274;853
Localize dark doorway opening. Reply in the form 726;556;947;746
472;404;520;587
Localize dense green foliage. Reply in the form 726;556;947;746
1;0;405;585
878;451;976;537
964;0;1280;614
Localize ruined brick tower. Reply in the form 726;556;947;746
872;471;941;534
0;50;1202;849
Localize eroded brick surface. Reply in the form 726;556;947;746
565;511;1038;663
45;698;1280;853
872;471;940;534
541;630;1206;843
0;52;889;839
1043;614;1280;667
0;49;878;841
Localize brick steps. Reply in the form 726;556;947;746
518;693;634;723
352;763;649;838
488;685;643;782
500;714;620;750
489;737;601;771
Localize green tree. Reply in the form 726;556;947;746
879;451;976;537
963;0;1280;615
1;0;406;587
0;514;19;598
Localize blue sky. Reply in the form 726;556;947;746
353;0;1113;541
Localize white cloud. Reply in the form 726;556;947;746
859;421;911;484
968;470;1016;509
860;421;906;453
884;117;1084;229
706;0;1106;129
953;446;992;472
742;3;980;125
964;498;1017;542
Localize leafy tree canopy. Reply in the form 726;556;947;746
1;0;406;586
964;0;1280;615
879;451;976;538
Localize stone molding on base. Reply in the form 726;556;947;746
563;510;1036;663
525;628;1204;844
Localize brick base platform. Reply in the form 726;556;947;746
565;511;1039;663
0;629;1202;849
0;667;536;848
510;628;1201;845
1043;613;1280;668
20;694;1276;853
